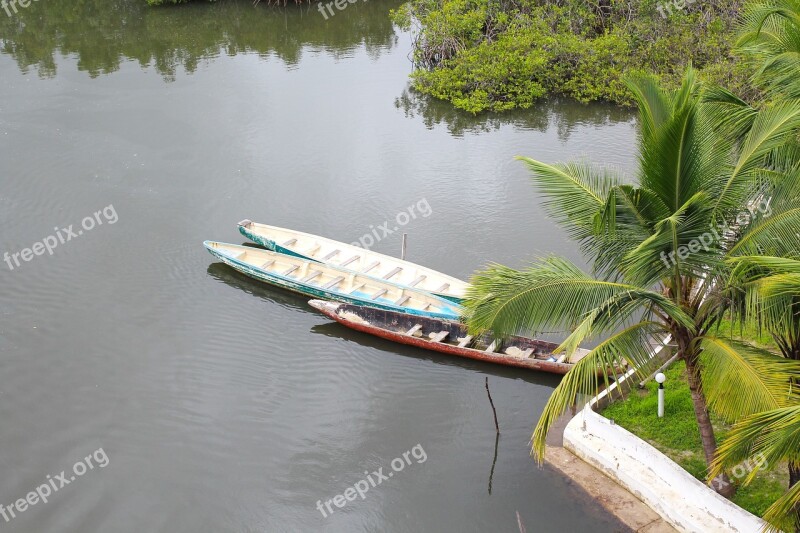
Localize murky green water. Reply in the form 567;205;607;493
0;1;638;531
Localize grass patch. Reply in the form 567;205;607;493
713;316;779;352
601;360;788;518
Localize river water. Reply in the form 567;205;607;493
0;1;638;531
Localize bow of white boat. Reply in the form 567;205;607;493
308;299;341;314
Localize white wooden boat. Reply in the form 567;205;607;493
204;241;463;320
238;220;469;302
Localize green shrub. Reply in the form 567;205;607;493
400;0;752;111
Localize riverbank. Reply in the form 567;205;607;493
600;360;787;519
392;0;754;112
546;445;678;532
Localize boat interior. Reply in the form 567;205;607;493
332;302;579;363
240;222;465;298
209;242;458;314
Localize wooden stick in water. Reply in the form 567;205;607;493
485;377;499;434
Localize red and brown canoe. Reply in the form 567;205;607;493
308;299;591;374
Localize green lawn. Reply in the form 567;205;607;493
713;318;779;352
601;360;787;518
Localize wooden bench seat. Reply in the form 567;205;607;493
409;275;426;287
301;271;322;283
362;261;380;274
406;324;423;336
282;265;300;276
371;288;388;300
383;267;403;280
429;331;449;343
340;255;360;267
322;276;345;290
321;249;341;260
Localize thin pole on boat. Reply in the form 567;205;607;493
400;233;407;260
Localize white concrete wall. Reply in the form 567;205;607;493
562;370;771;533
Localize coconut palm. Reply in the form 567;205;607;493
711;402;800;531
463;68;800;495
737;0;800;99
711;256;800;530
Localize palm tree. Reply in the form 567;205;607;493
737;0;800;99
711;256;800;530
463;68;800;495
712;403;800;531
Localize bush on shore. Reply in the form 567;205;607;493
392;0;757;112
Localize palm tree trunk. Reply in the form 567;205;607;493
785;347;799;526
790;461;800;529
683;349;737;498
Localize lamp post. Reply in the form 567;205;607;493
655;373;666;418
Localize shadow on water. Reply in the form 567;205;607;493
0;0;403;79
208;259;562;386
209;246;564;385
309;321;565;386
206;261;316;314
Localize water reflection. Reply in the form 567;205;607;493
396;87;636;139
0;0;401;79
0;1;636;529
206;262;315;314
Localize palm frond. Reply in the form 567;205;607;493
702;85;759;145
711;403;800;479
515;158;633;272
532;321;668;462
714;101;800;216
710;402;800;531
624;73;673;145
464;257;693;339
763;474;800;532
737;0;800;99
699;336;800;422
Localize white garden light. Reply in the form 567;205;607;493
655;373;666;418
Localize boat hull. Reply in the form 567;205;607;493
309;300;576;374
238;220;467;303
204;242;462;320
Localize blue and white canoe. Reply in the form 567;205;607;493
204;241;463;320
237;220;468;303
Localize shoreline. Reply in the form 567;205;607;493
545;444;677;532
